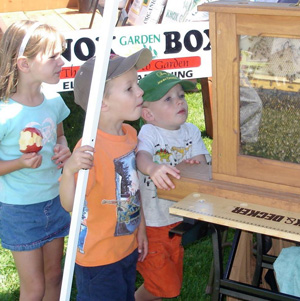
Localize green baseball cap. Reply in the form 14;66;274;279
139;71;196;102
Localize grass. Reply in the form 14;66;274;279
0;82;214;300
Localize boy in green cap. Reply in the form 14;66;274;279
135;71;209;300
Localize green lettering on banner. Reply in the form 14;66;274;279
119;34;160;46
134;36;140;44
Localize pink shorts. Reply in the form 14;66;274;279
137;223;184;298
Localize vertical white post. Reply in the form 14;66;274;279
60;1;120;300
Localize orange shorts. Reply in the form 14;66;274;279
137;222;184;298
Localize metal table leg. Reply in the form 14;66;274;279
210;224;224;301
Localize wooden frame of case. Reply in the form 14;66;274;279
201;2;300;195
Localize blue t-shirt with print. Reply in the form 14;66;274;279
0;91;70;205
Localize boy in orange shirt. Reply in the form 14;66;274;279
60;48;152;300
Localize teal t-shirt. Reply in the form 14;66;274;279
0;91;70;205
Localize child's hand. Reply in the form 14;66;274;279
19;152;42;169
52;144;71;169
184;154;207;165
184;159;201;165
63;145;94;176
149;164;180;190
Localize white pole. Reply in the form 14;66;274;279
60;1;120;300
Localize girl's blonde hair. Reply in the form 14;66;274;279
0;20;65;101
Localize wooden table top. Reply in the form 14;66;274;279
0;8;103;33
154;162;300;241
170;192;300;242
157;162;300;214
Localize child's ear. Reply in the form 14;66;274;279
141;107;154;122
16;57;30;72
101;100;109;112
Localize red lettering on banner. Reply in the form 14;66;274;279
60;66;81;79
60;57;201;79
139;56;201;72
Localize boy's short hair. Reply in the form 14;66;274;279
74;48;152;111
139;71;196;103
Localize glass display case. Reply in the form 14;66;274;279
199;1;300;198
240;36;300;164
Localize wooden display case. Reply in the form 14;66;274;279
159;2;300;213
204;1;300;192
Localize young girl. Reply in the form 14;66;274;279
0;20;71;300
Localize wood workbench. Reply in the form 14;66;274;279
158;163;300;300
170;192;300;242
157;162;300;242
158;162;300;215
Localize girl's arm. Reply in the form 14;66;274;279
56;122;68;146
59;145;94;212
52;122;71;169
0;153;42;176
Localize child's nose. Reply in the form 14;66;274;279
176;97;184;104
57;56;65;67
137;86;144;97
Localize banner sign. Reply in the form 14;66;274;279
44;22;211;92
